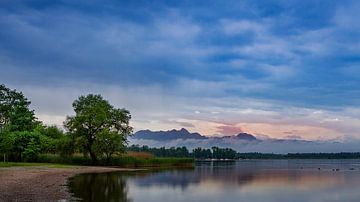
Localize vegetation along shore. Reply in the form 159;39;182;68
0;84;193;200
0;84;193;168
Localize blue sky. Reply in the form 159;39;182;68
1;0;360;141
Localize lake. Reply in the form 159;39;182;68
69;160;360;202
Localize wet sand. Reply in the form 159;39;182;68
0;166;135;201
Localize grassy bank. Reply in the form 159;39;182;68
35;154;194;168
0;162;76;168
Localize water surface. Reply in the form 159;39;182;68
69;160;360;202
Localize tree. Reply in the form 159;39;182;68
93;130;125;163
193;147;212;159
36;125;64;139
34;125;65;154
211;146;237;159
64;94;132;163
0;84;39;162
0;84;37;132
0;128;14;161
57;134;76;157
6;130;42;161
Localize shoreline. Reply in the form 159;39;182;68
0;165;138;201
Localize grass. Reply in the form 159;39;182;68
0;151;194;168
108;156;194;168
0;162;76;168
126;151;154;159
35;153;194;168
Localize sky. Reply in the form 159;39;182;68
1;0;360;142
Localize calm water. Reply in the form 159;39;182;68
69;160;360;202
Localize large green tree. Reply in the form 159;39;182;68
0;84;39;162
64;94;132;163
93;129;125;163
0;84;37;132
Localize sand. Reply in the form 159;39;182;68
0;166;134;202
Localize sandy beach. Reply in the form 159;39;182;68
0;166;134;202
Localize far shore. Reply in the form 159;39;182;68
0;164;139;201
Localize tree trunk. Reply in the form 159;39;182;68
87;137;97;164
106;153;112;165
89;151;97;164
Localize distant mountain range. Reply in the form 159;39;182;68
132;128;257;141
129;128;360;153
130;128;360;153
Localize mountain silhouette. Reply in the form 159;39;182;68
133;128;257;141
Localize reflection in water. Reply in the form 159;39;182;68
69;172;132;202
70;160;360;202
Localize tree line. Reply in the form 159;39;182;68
128;145;238;159
128;145;360;160
0;84;132;164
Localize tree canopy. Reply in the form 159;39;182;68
1;85;134;164
0;84;37;132
64;94;132;163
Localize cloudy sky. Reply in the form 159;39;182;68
1;0;360;141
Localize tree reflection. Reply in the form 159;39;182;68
69;172;132;202
69;160;360;202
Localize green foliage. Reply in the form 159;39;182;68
0;84;41;162
0;84;38;132
129;145;237;159
36;125;64;139
93;130;125;162
0;162;75;168
128;145;190;157
37;154;194;167
193;147;212;159
57;135;76;157
38;135;57;154
23;140;41;162
0;129;15;154
9;131;42;161
107;156;194;167
0;85;192;167
64;94;132;163
34;125;68;156
211;146;237;159
0;122;68;162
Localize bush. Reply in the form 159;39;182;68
57;135;76;157
23;141;40;162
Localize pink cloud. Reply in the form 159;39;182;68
216;125;243;135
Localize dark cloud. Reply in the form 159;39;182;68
178;122;195;128
161;120;195;128
0;1;359;108
285;135;303;140
1;0;360;144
